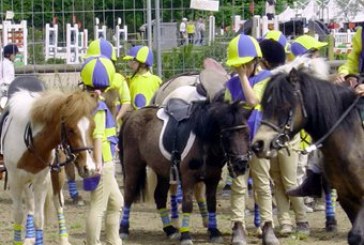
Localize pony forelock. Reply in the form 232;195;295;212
271;55;330;80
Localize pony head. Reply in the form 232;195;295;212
251;69;308;158
59;91;97;178
193;98;252;177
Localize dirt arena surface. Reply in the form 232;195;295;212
0;165;351;245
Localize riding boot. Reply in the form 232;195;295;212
262;221;280;245
286;169;322;198
231;222;247;245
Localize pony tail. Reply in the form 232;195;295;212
103;88;119;119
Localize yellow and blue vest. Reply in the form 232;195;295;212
93;100;118;162
225;70;272;140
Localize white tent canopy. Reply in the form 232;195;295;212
277;0;364;23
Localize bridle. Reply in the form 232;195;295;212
220;124;252;177
24;121;93;172
260;82;361;154
260;86;308;151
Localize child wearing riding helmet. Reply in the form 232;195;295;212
224;34;280;245
0;43;19;86
123;45;162;110
259;38;310;236
85;38;132;121
335;26;364;89
81;56;123;245
289;34;328;59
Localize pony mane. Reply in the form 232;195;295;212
191;100;248;142
262;69;357;138
31;90;97;125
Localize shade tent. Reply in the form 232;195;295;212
278;0;364;23
277;6;296;22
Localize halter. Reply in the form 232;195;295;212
220;124;252;178
260;86;308;151
24;121;93;172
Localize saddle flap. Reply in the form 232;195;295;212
165;98;192;122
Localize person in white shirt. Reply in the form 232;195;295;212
0;43;18;86
179;17;188;46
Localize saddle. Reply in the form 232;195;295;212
0;76;45;175
157;99;196;183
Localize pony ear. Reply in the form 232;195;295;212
232;100;252;119
288;68;300;85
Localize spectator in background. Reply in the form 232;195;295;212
265;0;276;20
179;17;188;46
196;17;206;45
186;19;196;45
0;43;18;86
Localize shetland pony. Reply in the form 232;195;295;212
3;89;97;245
252;68;364;245
120;98;251;245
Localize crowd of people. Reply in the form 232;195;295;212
1;22;363;245
179;17;206;46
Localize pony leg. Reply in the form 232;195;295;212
65;163;84;206
8;181;25;245
348;202;364;245
204;179;223;243
194;182;208;228
179;177;195;245
53;191;71;245
24;185;36;244
169;184;180;228
32;178;50;245
324;189;337;232
155;177;179;239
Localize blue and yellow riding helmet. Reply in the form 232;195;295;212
123;45;154;67
81;56;115;90
263;30;289;52
226;34;262;67
84;38;117;61
290;35;328;57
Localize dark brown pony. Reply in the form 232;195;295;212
252;69;364;245
120;98;251;245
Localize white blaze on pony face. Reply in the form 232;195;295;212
77;116;96;172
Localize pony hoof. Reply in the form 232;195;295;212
181;232;193;245
209;228;223;243
325;217;337;232
120;233;129;240
210;236;224;243
23;238;36;245
169;232;181;240
163;226;180;240
119;224;129;240
72;196;85;206
59;237;72;245
181;239;193;245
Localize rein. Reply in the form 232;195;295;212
261;85;361;154
304;96;361;153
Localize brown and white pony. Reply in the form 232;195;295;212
3;90;97;245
